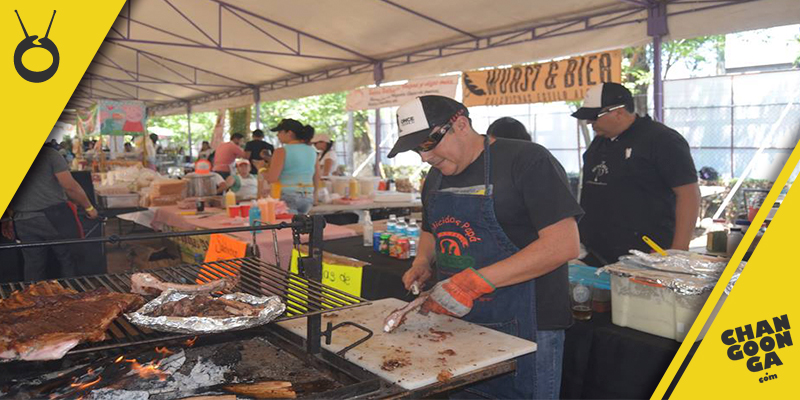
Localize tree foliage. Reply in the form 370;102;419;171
148;111;217;152
258;91;372;153
621;35;724;114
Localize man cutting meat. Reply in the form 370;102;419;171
388;95;583;399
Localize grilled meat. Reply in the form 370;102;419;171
150;295;261;318
0;282;144;361
131;272;239;296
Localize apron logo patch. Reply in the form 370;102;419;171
436;252;475;270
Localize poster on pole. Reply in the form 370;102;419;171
461;50;622;107
96;100;147;136
346;76;458;111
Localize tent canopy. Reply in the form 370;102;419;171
67;0;799;116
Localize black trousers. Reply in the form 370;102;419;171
15;215;76;281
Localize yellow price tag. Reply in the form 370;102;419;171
290;249;363;298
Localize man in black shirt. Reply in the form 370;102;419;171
244;129;274;174
572;82;700;266
388;95;582;399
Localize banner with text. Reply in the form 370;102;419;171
346;76;459;111
461;50;622;107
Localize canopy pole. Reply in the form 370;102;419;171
187;103;193;159
347;111;355;175
254;88;261;130
653;36;664;122
374;109;381;177
647;0;668;122
373;62;384;177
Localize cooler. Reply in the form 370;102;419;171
602;250;728;342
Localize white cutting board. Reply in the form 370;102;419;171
276;298;536;390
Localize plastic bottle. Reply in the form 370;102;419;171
407;218;420;240
387;214;397;234
249;204;262;232
396;217;407;237
349;178;360;199
224;190;237;208
363;213;374;247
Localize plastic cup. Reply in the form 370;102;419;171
228;205;241;218
239;204;251;218
570;280;593;321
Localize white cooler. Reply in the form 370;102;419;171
603;250;731;342
610;274;711;341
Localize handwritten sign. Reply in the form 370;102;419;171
162;226;210;264
204;234;248;263
290;249;363;298
462;50;622;106
346;76;459;111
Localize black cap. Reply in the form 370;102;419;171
571;82;633;120
270;118;304;134
388;95;468;158
487;117;531;141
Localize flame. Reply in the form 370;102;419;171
69;376;101;390
125;358;169;381
155;346;174;355
183;336;197;347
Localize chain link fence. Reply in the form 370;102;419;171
371;69;800;199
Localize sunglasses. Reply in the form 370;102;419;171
591;104;625;121
413;123;452;154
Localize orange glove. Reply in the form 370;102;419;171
421;268;495;317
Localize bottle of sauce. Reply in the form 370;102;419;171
349;178;360;199
225;190;237;209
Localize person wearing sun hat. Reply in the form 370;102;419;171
571;82;700;266
224;158;258;201
310;133;337;176
262;119;319;214
389;95;583;399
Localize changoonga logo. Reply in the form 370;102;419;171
14;10;60;83
722;314;792;382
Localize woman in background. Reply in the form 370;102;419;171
197;141;213;160
311;133;337;177
264;119;319;214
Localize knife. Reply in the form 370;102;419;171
383;290;430;333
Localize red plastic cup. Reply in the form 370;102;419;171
228;205;241;218
239;204;251;218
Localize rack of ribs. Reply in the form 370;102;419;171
0;282;144;361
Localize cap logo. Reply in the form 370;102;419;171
400;116;415;126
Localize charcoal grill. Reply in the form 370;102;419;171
0;215;515;398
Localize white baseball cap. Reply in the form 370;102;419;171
571;82;633;120
388;95;468;158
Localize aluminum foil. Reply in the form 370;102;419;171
621;249;728;277
600;251;746;296
126;289;286;334
725;262;746;295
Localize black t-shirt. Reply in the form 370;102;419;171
421;138;584;330
245;140;274;173
580;115;698;265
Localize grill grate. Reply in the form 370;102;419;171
0;257;369;356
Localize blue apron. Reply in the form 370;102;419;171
426;137;537;399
